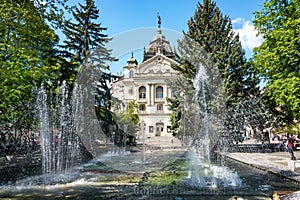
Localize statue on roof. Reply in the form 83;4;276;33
157;13;161;29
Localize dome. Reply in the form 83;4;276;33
147;29;172;53
124;52;138;69
143;15;174;61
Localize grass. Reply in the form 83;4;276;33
146;171;188;185
143;156;189;186
95;173;141;184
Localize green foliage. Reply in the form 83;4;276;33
274;122;300;136
59;0;115;89
168;0;260;143
185;0;259;107
253;0;300;122
95;74;117;140
61;0;113;66
167;73;202;138
266;77;300;120
61;0;119;144
113;100;139;136
167;97;181;136
127;100;140;125
0;0;61;129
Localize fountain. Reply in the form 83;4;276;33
166;36;242;190
182;75;242;189
36;82;93;175
1;29;300;200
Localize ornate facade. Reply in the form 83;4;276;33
111;17;179;136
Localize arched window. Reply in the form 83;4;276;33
156;86;163;98
172;91;177;98
128;88;133;95
129;70;134;78
139;86;146;98
157;103;163;111
139;104;146;111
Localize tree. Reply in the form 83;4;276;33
253;0;300;122
112;100;139;145
168;0;261;143
167;76;203;140
61;0;113;66
60;0;115;106
0;0;61;132
61;0;128;146
173;0;258;107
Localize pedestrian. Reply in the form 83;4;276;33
287;135;296;160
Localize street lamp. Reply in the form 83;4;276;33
141;119;145;162
123;124;128;147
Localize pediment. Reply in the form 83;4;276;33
138;54;178;74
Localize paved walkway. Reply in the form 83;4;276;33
225;151;300;182
225;151;300;200
144;136;300;183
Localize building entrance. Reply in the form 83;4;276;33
156;123;164;136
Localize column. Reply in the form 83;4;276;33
152;83;155;106
164;84;168;105
147;83;151;105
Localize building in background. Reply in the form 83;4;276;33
111;16;179;137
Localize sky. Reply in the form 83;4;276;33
69;0;265;74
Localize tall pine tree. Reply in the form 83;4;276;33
60;0;114;85
168;0;260;142
60;0;127;146
173;0;259;107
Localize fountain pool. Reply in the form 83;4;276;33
1;149;300;200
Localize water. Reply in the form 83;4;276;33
180;48;241;189
1;154;299;199
36;82;93;175
225;158;300;196
186;147;242;188
1;37;299;200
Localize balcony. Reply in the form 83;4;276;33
139;110;147;114
154;98;165;103
138;98;147;103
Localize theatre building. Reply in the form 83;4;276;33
111;17;179;136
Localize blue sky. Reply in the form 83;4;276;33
98;0;264;35
69;0;265;74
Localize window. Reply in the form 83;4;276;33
139;104;146;111
128;88;133;95
139;86;146;98
156;124;163;132
129;70;134;78
156;86;163;98
149;126;153;133
172;91;177;98
157;103;163;111
167;126;171;133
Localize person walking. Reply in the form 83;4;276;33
287;135;296;160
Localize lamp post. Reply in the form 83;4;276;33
141;119;145;162
123;124;128;147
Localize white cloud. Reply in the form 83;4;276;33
232;18;263;55
231;17;245;25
